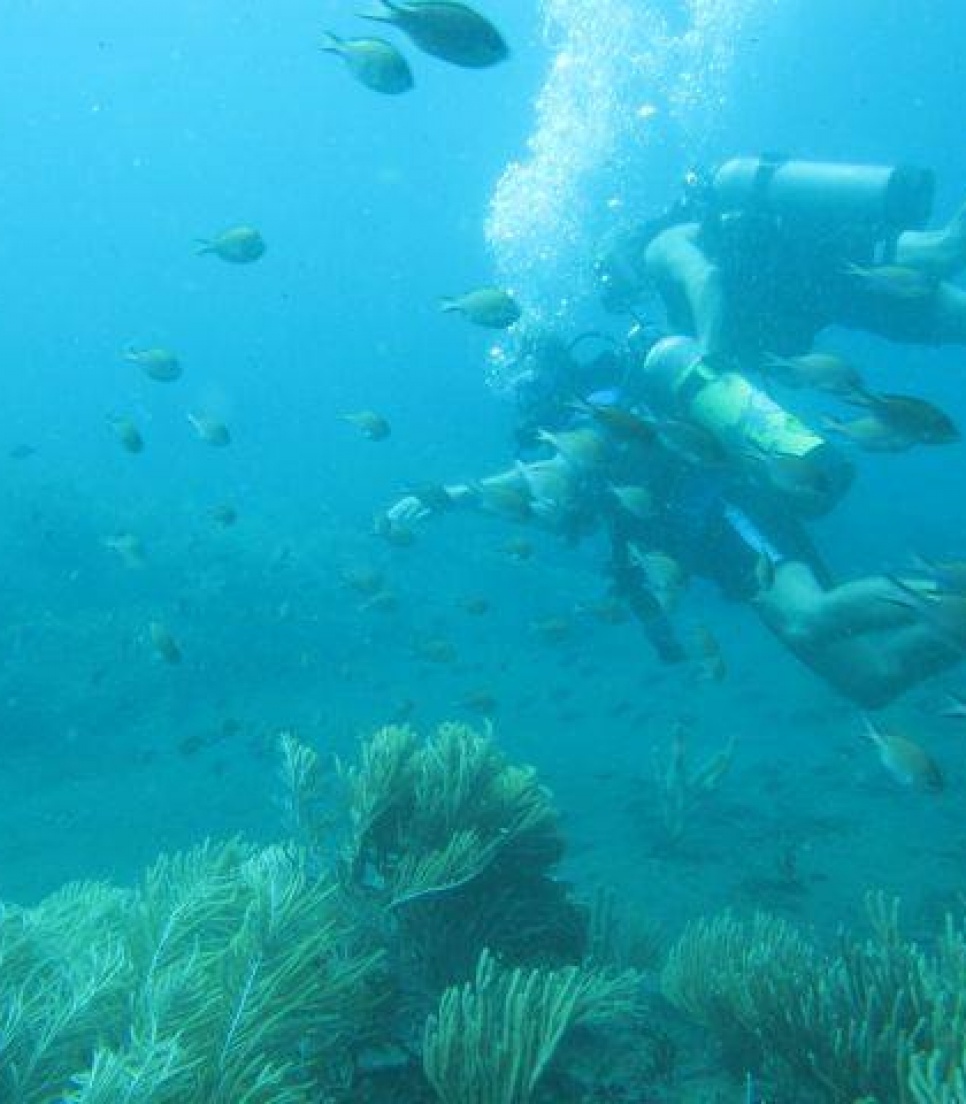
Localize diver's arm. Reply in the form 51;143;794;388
645;223;727;354
381;466;530;532
383;483;473;526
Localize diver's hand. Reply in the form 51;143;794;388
385;495;431;526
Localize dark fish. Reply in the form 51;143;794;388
847;392;959;446
571;399;657;445
360;0;509;69
320;32;414;94
7;443;36;460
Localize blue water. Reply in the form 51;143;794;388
1;0;965;982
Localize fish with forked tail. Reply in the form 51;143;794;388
863;716;943;792
320;32;414;94
360;0;509;68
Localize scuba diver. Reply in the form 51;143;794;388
599;154;966;358
379;329;962;709
379;157;966;708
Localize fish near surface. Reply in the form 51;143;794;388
440;287;521;328
360;0;509;68
863;716;943;792
320;32;414;94
196;225;266;263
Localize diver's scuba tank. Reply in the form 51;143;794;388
638;336;854;516
712;155;934;232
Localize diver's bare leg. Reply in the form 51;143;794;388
754;564;912;644
792;625;961;709
754;562;962;707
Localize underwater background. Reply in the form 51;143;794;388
2;2;966;1101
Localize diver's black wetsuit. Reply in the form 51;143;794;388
600;435;830;662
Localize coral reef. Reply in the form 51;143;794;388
333;721;587;993
0;841;383;1103
0;720;643;1103
662;894;966;1104
423;948;638;1104
27;718;966;1104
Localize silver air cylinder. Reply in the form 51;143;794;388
713;157;934;231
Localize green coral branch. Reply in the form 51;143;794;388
423;949;639;1104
